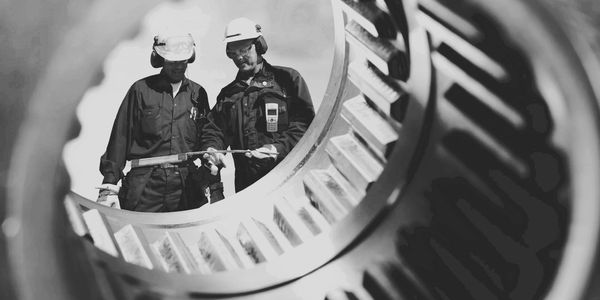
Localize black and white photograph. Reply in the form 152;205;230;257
1;0;600;299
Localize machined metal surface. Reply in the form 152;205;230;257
2;0;600;299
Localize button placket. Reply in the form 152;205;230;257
168;91;176;152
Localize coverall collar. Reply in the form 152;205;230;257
157;70;191;93
234;59;271;83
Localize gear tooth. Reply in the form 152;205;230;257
6;0;599;299
324;289;361;300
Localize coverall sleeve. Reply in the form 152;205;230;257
197;86;210;119
99;87;135;184
272;71;315;159
200;96;229;151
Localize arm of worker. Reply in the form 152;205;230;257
97;86;135;203
200;98;231;173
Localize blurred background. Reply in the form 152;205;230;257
62;0;334;199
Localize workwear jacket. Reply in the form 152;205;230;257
100;71;222;210
202;60;315;191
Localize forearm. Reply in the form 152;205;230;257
272;121;311;159
100;135;128;184
273;92;315;158
99;89;133;184
100;161;123;184
200;113;227;150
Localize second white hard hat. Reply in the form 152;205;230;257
153;33;195;61
224;17;262;43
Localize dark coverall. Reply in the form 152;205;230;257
100;71;223;212
202;60;315;192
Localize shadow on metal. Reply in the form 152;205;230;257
2;0;600;299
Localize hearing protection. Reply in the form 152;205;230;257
253;24;268;55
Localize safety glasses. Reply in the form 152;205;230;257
226;44;254;59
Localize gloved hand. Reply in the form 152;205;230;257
96;184;121;209
245;144;278;160
202;147;226;175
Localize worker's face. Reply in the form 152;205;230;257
226;39;259;74
162;59;188;83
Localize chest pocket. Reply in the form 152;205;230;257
219;99;238;122
257;89;289;132
219;99;236;114
140;106;160;135
184;103;202;144
216;98;238;135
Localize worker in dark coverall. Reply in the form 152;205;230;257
97;32;224;212
202;18;315;192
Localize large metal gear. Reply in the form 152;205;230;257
2;0;600;299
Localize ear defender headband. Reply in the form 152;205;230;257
150;35;196;68
254;24;268;55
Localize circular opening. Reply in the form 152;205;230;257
63;0;335;202
6;0;600;299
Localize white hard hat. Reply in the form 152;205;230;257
224;17;262;43
153;33;195;61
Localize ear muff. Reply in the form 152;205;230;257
150;50;164;68
254;35;268;55
187;49;196;64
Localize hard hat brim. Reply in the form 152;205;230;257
155;48;194;62
224;32;261;44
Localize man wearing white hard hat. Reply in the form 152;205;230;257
97;33;224;212
202;17;315;192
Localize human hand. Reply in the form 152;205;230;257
96;184;121;209
202;147;226;175
245;144;278;160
